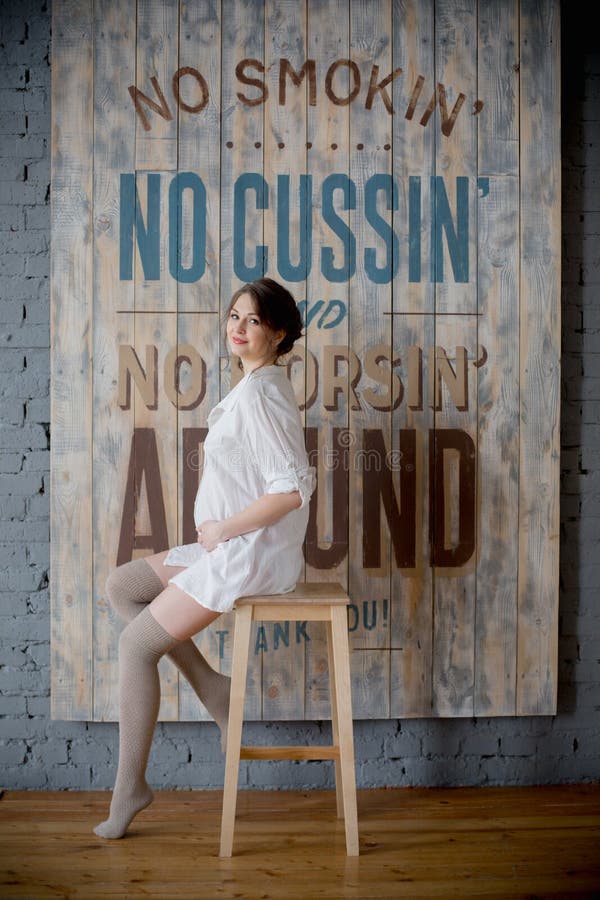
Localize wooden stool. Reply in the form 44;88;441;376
219;582;359;857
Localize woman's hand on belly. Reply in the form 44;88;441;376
196;519;227;552
196;492;301;551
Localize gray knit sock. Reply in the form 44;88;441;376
106;559;231;752
94;608;179;839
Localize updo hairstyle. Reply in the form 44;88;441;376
225;277;303;361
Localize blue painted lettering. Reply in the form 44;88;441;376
118;172;481;285
364;174;399;284
431;175;469;283
408;175;421;283
233;172;268;281
168;172;206;283
321;174;356;282
119;173;161;281
277;174;312;281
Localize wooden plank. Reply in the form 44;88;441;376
134;0;180;721
304;0;351;721
3;787;600;897
91;0;137;720
478;0;519;177
431;0;478;717
251;604;343;621
133;0;178;171
50;0;94;720
220;603;253;858
474;176;519;715
219;0;268;720
240;746;340;759
347;0;394;719
176;0;223;722
330;605;359;855
473;0;520;717
517;0;561;715
261;0;308;721
239;583;349;602
474;2;521;716
390;0;436;717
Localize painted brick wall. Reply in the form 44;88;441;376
1;0;598;791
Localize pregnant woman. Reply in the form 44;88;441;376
94;277;315;839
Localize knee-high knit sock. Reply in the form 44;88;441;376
94;608;179;839
106;559;231;751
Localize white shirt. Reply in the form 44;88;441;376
164;364;316;612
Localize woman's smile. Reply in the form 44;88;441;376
226;291;283;372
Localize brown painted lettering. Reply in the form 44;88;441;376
286;345;318;411
365;65;403;113
405;74;425;120
172;66;209;113
474;344;488;368
362;343;402;411
437;82;467;137
279;58;317;106
305;427;349;569
429;346;468;411
324;58;360;106
322;345;361;411
118;344;158;410
362;429;416;569
235;58;268;106
420;82;467;136
407;345;423;410
419;89;436;127
116;428;169;564
429;428;475;567
127;76;173;132
164;344;206;410
182;427;208;544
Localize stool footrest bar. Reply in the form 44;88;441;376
240;745;340;761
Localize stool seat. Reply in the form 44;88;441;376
219;582;359;857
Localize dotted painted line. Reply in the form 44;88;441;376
224;141;393;150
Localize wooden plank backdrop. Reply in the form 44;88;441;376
50;0;561;721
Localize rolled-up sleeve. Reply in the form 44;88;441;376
243;381;316;509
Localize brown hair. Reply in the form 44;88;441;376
224;277;303;361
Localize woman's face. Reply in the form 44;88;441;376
226;292;283;371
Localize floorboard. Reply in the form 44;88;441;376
1;786;599;898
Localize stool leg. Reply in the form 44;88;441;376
330;605;359;856
326;619;343;819
219;604;253;857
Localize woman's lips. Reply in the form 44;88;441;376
231;336;247;345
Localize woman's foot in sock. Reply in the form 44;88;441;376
93;783;154;839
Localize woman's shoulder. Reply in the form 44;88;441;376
246;365;296;406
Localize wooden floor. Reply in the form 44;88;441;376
1;785;599;898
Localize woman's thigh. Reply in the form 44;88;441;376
143;550;220;640
149;583;221;641
143;550;186;588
